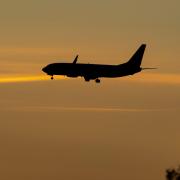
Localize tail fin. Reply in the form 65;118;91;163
126;44;146;67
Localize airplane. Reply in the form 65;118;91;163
42;44;155;83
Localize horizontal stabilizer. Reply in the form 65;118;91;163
142;68;157;70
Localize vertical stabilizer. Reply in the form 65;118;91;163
127;44;146;67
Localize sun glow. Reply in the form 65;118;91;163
0;75;66;83
0;73;180;84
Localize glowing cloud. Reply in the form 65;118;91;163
0;73;180;84
0;75;66;83
125;73;180;85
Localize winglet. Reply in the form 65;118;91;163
73;55;79;64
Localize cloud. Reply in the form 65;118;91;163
5;105;178;113
0;47;68;54
0;75;65;83
0;73;180;85
122;73;180;85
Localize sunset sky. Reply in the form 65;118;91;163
0;0;180;180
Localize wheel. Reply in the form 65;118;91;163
51;76;54;80
95;79;100;83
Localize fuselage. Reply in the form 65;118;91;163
42;62;141;80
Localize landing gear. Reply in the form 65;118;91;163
95;79;101;83
84;77;90;82
51;76;54;80
84;77;101;83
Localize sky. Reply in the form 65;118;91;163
0;0;180;180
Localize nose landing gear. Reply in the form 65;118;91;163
51;76;54;80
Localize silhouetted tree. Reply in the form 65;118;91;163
166;166;180;180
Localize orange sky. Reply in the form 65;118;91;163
0;1;180;180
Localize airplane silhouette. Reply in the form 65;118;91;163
42;44;155;83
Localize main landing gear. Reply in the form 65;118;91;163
51;75;54;80
95;78;101;83
84;77;101;83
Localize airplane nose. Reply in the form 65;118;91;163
42;67;47;73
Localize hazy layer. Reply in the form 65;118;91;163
0;80;180;180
